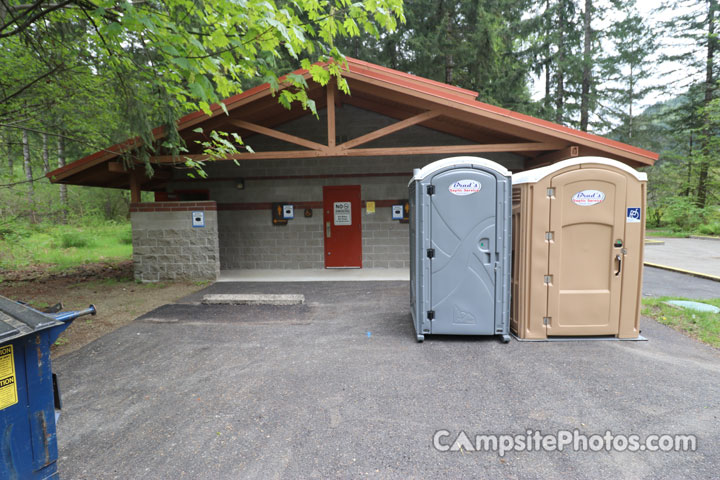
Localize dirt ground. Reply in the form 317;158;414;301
0;261;206;357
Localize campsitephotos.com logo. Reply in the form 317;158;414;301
433;429;697;456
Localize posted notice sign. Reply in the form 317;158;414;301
334;202;352;226
0;345;18;410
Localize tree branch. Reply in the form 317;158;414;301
0;0;74;38
0;63;64;105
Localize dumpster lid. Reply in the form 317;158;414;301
410;156;511;186
0;296;63;344
512;156;647;185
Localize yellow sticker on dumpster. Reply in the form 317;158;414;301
0;345;18;410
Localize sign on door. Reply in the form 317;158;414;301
334;202;352;225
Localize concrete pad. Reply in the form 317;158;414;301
202;293;305;305
644;237;720;278
55;278;720;479
218;268;410;282
665;300;720;313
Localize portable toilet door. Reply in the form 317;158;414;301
409;156;512;343
511;156;647;339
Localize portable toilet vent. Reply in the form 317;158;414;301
409;156;512;343
511;156;647;339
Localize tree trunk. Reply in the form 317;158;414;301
628;63;634;140
2;131;12;183
544;0;552;117
580;0;592;131
22;129;36;223
697;0;717;208
442;1;454;84
57;136;68;224
684;133;693;197
555;5;566;125
42;133;50;175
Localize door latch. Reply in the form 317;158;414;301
326;221;331;238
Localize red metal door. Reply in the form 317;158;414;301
323;185;362;268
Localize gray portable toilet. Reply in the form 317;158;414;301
409;156;512;343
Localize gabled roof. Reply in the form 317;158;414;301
47;57;657;188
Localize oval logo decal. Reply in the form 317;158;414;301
449;179;481;196
571;190;605;206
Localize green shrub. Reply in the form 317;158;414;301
697;222;720;236
646;207;663;228
661;196;704;231
59;231;94;248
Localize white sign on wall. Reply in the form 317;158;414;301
571;190;605;206
334;202;352;226
192;211;205;228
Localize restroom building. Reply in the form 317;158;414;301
47;58;658;281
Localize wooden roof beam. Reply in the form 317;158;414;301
227;119;326;151
149;142;562;163
338;110;442;150
341;143;563;157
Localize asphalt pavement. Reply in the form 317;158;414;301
643;266;719;298
55;271;720;480
644;237;720;278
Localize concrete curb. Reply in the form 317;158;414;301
644;262;720;283
689;235;720;241
201;294;305;305
644;239;665;245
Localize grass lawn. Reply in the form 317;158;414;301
642;297;720;348
0;221;132;271
646;228;720;239
645;228;690;238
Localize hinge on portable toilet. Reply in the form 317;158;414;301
427;310;435;320
547;187;555;198
427;248;435;258
543;317;551;326
426;185;435;195
545;231;554;242
544;275;553;285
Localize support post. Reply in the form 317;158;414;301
327;83;336;149
129;171;141;203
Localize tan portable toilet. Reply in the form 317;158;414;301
511;157;647;339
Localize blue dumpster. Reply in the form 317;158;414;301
0;295;95;479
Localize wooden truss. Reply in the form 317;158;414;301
148;85;563;165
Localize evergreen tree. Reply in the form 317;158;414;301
659;0;719;207
598;1;659;142
336;0;536;112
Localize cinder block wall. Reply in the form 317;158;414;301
164;105;524;270
130;201;220;282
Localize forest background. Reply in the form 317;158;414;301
1;0;718;270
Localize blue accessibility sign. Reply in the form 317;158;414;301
626;207;641;223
